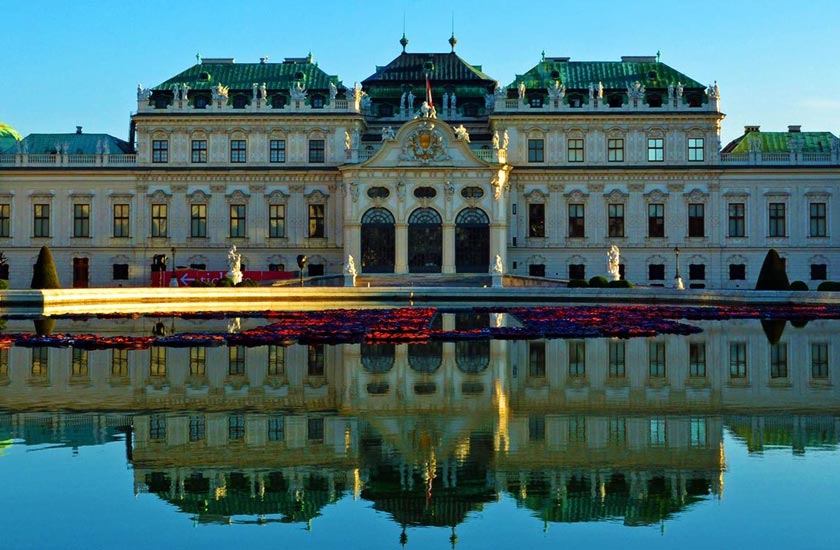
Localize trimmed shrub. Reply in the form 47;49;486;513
608;279;634;288
189;280;215;287
817;281;840;292
754;249;789;290
216;277;234;287
235;279;259;287
588;276;609;288
0;279;8;290
567;279;589;288
789;280;809;291
30;246;61;289
34;318;56;336
791;319;810;329
760;319;786;345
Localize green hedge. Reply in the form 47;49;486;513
31;246;61;289
0;279;8;290
608;279;634;288
817;281;840;291
567;279;589;288
588;276;609;288
789;280;809;291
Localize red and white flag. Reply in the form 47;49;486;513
425;74;433;108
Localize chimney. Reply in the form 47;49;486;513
744;125;760;134
76;126;83;134
788;125;801;133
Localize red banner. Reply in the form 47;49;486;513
152;269;294;287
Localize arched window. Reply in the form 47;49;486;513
360;207;395;274
455;208;490;273
361;344;395;373
408;342;442;373
408;208;442;273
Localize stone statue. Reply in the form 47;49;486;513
396;180;406;200
227;245;243;284
502;129;509;150
597;81;604;99
181;83;189;102
345;130;352;151
443;92;449;110
420;101;433;118
668;83;675;101
212;83;229;100
400;91;407;112
485;93;495;109
252;83;259;101
588;83;594;101
329;82;337;100
547;81;565;100
628;81;646;100
260;82;267;100
344;254;358;276
290;81;307;100
607;245;620;281
137;84;152;100
360;94;371;111
454;124;470;142
407;90;415;111
172;83;181;100
492;131;500;149
495;83;506;98
445;180;455;200
518;82;526;100
381;126;396;141
227;317;241;333
676;82;684;98
450;92;456;110
349;182;359;202
493;254;504;274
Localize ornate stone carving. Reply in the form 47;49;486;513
399;121;451;163
454;125;470;142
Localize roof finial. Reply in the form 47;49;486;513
196;52;201;64
541;50;546;62
400;13;408;53
448;12;457;52
656;50;661;63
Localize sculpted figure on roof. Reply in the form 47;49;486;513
381;126;396;141
518;82;526;100
450;92;456;110
407;90;415;111
400;91;407;111
485;92;495;110
597;81;604;99
137;84;152;100
290;81;307;100
454;125;469;142
547;81;565;100
260;82;267;100
212;83;229;100
329;82;337;100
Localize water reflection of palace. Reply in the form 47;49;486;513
1;316;839;529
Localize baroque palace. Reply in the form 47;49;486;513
1;37;838;288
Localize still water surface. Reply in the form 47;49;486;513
0;312;838;549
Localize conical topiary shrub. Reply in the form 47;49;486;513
755;249;789;290
31;245;61;289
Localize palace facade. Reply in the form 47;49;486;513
1;40;838;288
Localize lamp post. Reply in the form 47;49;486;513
169;247;178;287
296;254;307;287
674;246;684;290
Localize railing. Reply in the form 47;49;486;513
0;154;138;167
720;151;837;165
66;154;97;165
358;148;376;162
472;148;494;162
29;154;57;164
108;154;137;165
762;153;789;162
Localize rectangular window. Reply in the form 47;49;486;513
111;349;128;377
150;347;166;377
527;139;545;163
230;139;246;163
567;138;584;162
191;140;207;163
308;204;325;238
689;343;706;377
309;139;325;163
113;264;129;280
728;203;745;237
690;418;707;447
229;345;245;376
31;347;48;378
811;343;829;379
268;416;285;441
647;138;664;162
269;204;286;238
568;204;585;238
608;204;624;238
149;415;166;440
73;204;90;238
189;347;206;376
151;204;167;237
608;418;626;445
810;202;827;237
529;416;545;441
648;203;664;238
189;415;205;442
729;342;747;379
152;140;168;163
689;264;705;282
268;345;285;376
649;264;665;282
568;341;585;377
769;202;786;237
609;341;625;378
308;344;325;377
688;138;705;161
568;264;585;281
811;264;827;281
528;341;546;378
650;418;666;446
0;203;10;237
770;343;788;379
190;204;206;238
568;416;585;444
270;139;286;163
688;203;705;237
607;138;624;162
71;348;89;377
229;204;246;238
729;264;746;280
649;342;666;378
308;417;325;442
229;415;245;440
528;203;545;237
113;204;130;238
33;204;50;237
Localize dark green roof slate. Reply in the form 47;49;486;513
0;122;23;153
153;58;341;92
15;133;133;155
363;52;497;85
724;131;837;154
508;58;705;91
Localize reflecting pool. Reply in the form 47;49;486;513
1;310;839;549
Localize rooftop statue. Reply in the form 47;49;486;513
381;126;396;141
212;83;229;100
454;124;470;142
290;81;307;100
518;82;526;100
329;82;337;100
136;84;152;100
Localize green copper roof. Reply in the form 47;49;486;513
153;57;341;92
363;52;496;85
0;122;23;153
16;132;133;155
508;58;705;91
724;131;837;154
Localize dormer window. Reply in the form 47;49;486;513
294;71;304;80
607;94;624;108
686;93;703;108
232;94;248;109
271;94;286;109
310;95;325;109
646;93;662;108
529;96;543;108
378;103;394;117
568;94;583;108
154;95;169;109
193;95;209;109
198;72;211;81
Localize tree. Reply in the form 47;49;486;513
754;249;789;290
31;245;61;289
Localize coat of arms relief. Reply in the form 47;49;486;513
399;121;451;163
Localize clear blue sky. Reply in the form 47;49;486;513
2;0;838;145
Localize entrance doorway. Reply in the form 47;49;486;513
408;208;442;273
455;208;489;273
73;257;89;288
360;208;395;273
